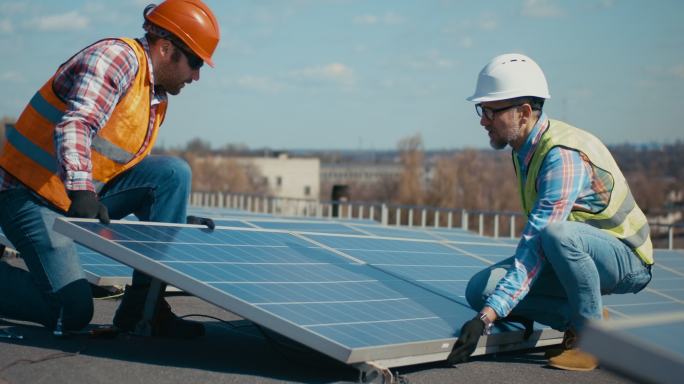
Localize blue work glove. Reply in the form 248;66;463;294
447;318;485;365
67;190;110;224
186;215;215;230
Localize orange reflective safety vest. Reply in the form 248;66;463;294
0;38;167;212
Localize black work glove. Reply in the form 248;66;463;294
67;190;110;224
447;318;485;365
186;215;215;230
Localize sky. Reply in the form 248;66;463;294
1;0;683;150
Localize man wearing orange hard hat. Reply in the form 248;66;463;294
0;1;220;338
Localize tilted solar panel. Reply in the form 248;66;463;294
54;218;562;370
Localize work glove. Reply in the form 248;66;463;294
447;318;485;365
67;190;110;224
186;215;215;230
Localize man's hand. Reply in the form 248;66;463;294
186;215;215;230
447;318;485;365
67;190;110;224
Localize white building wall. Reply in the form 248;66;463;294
238;154;320;200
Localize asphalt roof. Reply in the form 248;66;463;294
0;290;634;384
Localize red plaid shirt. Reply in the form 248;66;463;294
0;37;166;192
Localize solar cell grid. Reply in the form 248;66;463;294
56;221;465;348
54;218;562;366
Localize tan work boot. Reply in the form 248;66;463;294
546;328;598;371
544;308;610;360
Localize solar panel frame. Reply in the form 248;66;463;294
53;219;462;364
54;218;565;368
580;312;684;384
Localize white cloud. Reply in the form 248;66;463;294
459;36;473;49
26;11;90;31
0;71;24;83
234;76;285;94
406;51;455;70
353;12;404;25
0;2;27;14
479;18;498;30
290;63;355;86
354;14;378;25
0;19;12;33
521;0;565;18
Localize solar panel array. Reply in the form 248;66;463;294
6;203;683;371
54;218;562;367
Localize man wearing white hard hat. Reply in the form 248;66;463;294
447;54;654;370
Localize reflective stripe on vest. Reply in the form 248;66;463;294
514;119;653;265
5;124;58;173
30;92;63;125
10;97;135;167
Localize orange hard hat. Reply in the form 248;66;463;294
144;0;220;67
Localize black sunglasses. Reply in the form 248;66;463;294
171;41;204;70
475;103;525;120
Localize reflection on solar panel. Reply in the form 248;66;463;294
54;218;562;374
581;311;684;384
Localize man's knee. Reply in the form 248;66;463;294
465;264;509;310
540;222;576;261
55;279;94;331
158;156;192;188
465;276;486;311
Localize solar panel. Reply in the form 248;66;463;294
77;245;133;286
580;312;684;384
54;218;562;371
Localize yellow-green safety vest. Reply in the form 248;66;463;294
513;119;653;265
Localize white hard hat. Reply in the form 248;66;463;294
467;53;550;103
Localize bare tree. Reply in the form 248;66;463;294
396;134;425;206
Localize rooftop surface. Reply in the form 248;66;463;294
0;274;633;384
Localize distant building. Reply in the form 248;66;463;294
236;153;320;200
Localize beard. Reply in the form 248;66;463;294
487;124;519;150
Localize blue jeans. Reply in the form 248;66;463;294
465;221;652;331
0;156;191;331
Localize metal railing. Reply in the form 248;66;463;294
189;192;524;239
189;191;683;249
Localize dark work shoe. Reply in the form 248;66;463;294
113;284;204;339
